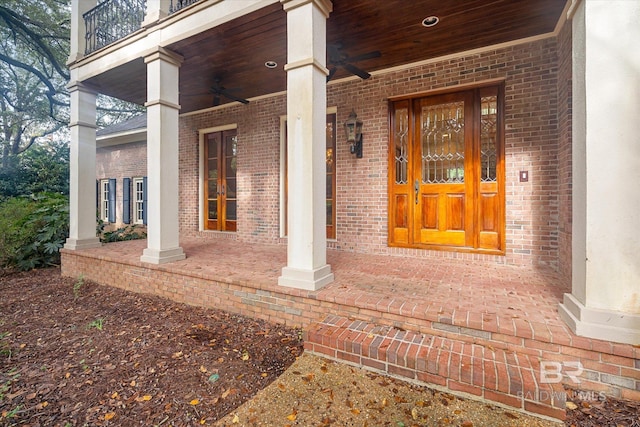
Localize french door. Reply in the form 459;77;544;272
388;85;504;252
204;130;237;231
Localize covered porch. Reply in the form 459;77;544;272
61;237;639;421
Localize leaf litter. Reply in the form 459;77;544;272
2;268;638;426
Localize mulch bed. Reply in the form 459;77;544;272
1;268;638;426
0;268;302;426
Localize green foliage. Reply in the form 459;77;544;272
97;220;146;243
0;139;69;198
87;318;104;331
0;193;68;271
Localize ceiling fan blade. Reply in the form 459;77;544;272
343;63;372;80
326;67;338;82
347;50;381;63
221;91;249;104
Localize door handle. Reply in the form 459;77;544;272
221;183;225;196
415;179;419;205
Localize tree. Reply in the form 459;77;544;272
0;0;142;195
0;0;70;169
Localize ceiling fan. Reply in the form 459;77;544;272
206;79;249;106
327;43;381;82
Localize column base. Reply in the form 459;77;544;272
64;237;102;250
559;293;640;345
278;264;334;291
140;247;186;265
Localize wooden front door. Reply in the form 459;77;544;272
389;85;504;253
204;130;237;231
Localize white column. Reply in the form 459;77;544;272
278;0;334;291
68;0;97;63
143;0;172;26
140;47;186;265
65;82;102;250
559;0;640;345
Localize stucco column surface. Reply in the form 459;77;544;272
140;47;186;265
143;0;171;27
68;0;97;63
65;83;102;251
559;0;640;345
278;0;334;291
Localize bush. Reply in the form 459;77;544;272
0;193;69;271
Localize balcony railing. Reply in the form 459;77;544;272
170;0;202;14
84;0;146;54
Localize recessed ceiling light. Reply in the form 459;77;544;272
422;16;439;27
265;60;278;69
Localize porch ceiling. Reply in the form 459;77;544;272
84;0;567;114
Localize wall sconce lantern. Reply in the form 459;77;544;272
344;109;363;158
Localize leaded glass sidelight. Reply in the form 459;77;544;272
480;96;498;182
394;108;409;184
421;101;465;183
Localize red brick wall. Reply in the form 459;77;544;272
98;36;566;273
556;18;573;283
96;141;147;229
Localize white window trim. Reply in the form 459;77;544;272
99;179;109;222
132;177;145;225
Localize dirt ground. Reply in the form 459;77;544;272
1;268;638;426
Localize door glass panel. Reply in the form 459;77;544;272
226;200;237;221
394;108;409;184
480;95;498;182
207;180;217;199
226;178;236;198
326;200;333;225
208;201;217;220
421;101;465;184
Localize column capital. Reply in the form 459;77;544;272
143;46;184;66
281;0;332;18
66;80;100;94
284;57;329;76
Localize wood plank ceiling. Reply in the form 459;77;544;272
85;0;567;114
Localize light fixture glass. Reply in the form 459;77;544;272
422;16;439;27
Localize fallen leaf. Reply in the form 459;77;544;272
351;408;361;415
241;351;250;361
287;410;297;421
142;395;152;401
111;392;119;399
566;401;578;410
199;366;208;373
19;344;26;349
200;419;206;425
461;422;474;427
232;414;239;424
261;373;268;378
411;407;418;420
222;389;232;399
104;412;116;421
130;380;136;387
190;399;200;405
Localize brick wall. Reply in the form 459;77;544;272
96;140;147;229
98;35;567;273
556;18;573;283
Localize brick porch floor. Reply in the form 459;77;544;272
61;237;640;421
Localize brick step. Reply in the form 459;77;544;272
305;314;569;421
